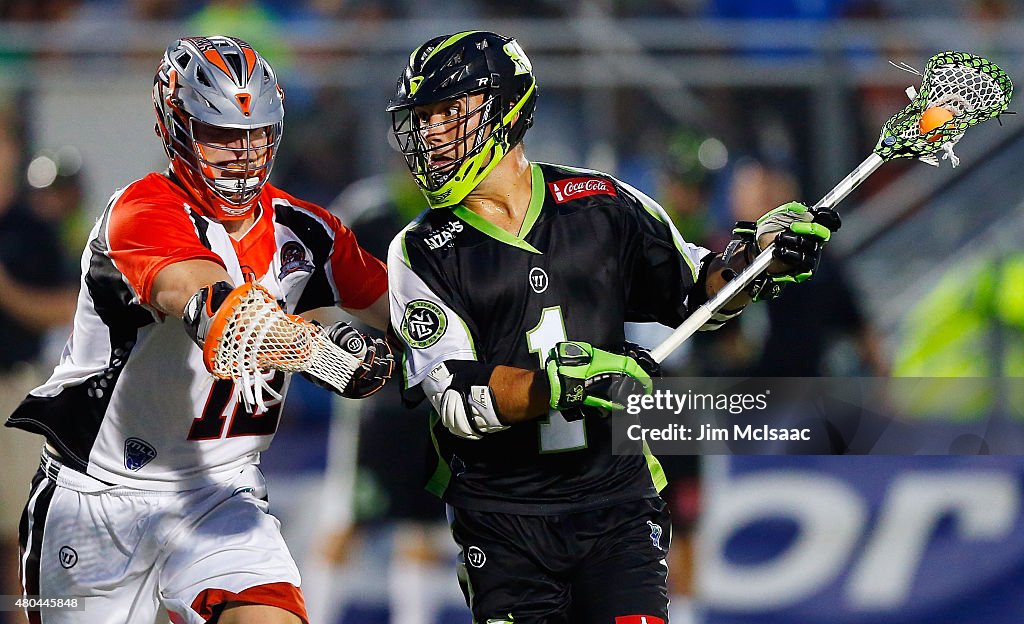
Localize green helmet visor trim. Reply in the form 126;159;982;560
391;80;536;209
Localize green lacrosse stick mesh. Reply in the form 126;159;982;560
875;51;1013;162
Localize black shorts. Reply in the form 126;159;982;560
448;496;671;624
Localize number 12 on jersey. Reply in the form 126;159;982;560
188;372;285;440
526;307;587;453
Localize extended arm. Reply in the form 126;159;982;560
343;293;390;332
151;259;234;317
427;342;655;439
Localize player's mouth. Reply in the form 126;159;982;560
429;154;457;171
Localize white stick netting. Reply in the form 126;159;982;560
206;283;360;412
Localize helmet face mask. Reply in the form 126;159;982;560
387;31;537;208
391;91;504;195
153;36;284;220
191;120;279;213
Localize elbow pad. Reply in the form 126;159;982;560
423;360;507;440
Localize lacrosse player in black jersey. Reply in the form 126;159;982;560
385;30;839;624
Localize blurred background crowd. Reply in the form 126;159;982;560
2;1;1024;623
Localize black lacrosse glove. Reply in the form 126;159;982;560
756;202;841;284
770;206;841;283
607;341;662;379
303;322;395;399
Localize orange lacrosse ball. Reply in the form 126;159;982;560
919;106;954;141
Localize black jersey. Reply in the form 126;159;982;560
387;162;710;514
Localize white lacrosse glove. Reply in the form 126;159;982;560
423;362;508;440
440;385;508;441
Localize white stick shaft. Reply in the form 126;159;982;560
650;153;885;364
813;153;885;210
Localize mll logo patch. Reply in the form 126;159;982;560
401;300;447;349
278;241;314;280
124;437;157;471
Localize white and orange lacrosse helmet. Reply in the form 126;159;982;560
153;36;284;221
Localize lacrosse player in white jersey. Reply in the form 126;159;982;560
4;36;394;624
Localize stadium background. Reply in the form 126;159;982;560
2;1;1024;623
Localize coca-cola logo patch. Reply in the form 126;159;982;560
548;177;617;204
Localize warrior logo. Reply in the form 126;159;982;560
124;438;157;472
467;546;487;568
528;267;548;294
59;546;78;569
401;300;448;349
278;241;314;280
345;335;365;353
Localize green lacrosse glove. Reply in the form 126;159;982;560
755;201;840;283
545;341;654;412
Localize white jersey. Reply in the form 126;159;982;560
6;172;386;490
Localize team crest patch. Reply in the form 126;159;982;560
401;300;447;349
548;177;617;204
124;437;157;471
278;241;315;280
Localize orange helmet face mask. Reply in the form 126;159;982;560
153;36;284;221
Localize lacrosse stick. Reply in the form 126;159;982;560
202;282;362;412
650;51;1012;363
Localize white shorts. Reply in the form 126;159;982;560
20;451;307;624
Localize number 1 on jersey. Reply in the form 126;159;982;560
526;306;587;453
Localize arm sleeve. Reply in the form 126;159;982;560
387;227;477;393
615;179;712;327
106;197;224;306
328;220;388;310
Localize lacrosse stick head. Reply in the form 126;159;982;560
203;282;359;412
875;51;1012;164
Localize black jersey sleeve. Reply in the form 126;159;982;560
614;179;712;327
387;220;479;400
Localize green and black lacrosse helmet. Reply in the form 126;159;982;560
387;31;538;208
